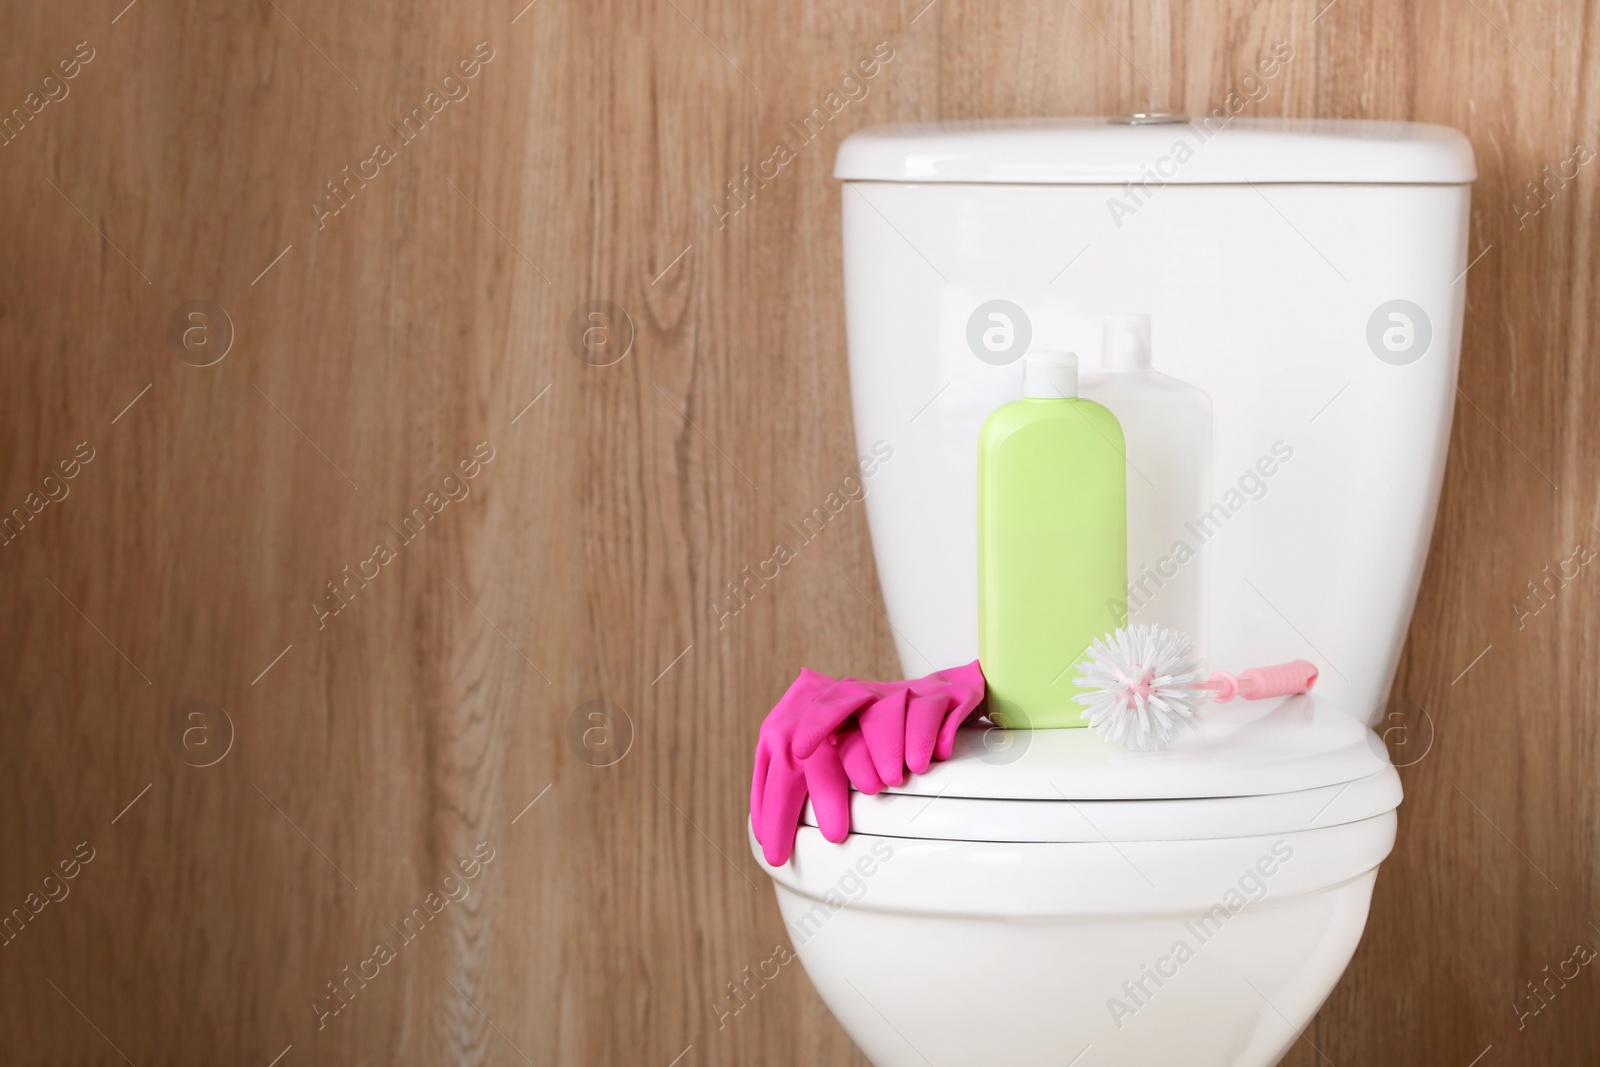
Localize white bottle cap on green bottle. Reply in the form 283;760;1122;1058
1102;314;1152;371
1023;352;1078;398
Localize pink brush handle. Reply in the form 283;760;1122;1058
1203;660;1319;703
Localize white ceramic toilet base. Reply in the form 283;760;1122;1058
759;816;1394;1067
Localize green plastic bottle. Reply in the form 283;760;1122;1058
979;352;1128;729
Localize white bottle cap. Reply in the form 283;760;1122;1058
1023;352;1078;398
1102;314;1152;371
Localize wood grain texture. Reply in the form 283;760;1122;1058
1;0;1596;1063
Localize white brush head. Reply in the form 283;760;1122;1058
1074;624;1209;751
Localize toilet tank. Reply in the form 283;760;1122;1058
836;118;1475;726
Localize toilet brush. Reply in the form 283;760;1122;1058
1073;624;1319;751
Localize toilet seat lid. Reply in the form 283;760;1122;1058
800;696;1403;843
804;767;1400;842
884;694;1387;801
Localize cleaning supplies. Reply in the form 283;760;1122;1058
793;661;986;776
1080;316;1213;658
979;353;1127;728
1074;623;1319;750
752;661;987;866
751;669;856;865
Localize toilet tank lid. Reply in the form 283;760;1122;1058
834;118;1477;185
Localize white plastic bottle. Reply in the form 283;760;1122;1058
1079;315;1213;658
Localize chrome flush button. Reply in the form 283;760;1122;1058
1110;112;1190;125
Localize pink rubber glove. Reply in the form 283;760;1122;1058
751;669;855;866
802;679;909;789
832;720;887;795
904;660;986;772
793;660;987;779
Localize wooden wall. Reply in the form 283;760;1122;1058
1;0;1596;1063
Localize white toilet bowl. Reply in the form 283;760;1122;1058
755;697;1401;1067
755;117;1473;1065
